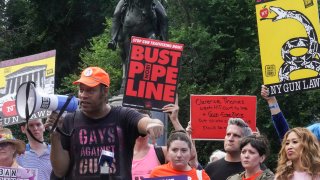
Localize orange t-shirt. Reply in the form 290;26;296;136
242;171;263;180
150;162;210;180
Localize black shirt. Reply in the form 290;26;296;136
205;158;244;180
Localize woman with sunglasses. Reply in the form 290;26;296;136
0;128;25;168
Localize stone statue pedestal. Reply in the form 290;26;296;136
109;94;124;107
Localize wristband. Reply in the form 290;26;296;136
269;103;279;109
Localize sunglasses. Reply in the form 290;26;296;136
0;142;13;148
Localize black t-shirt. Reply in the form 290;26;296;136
60;106;144;180
204;158;244;180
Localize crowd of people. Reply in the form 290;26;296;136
1;66;320;180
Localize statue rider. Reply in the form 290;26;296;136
107;0;168;50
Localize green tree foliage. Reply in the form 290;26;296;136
58;19;122;97
2;0;320;172
166;0;320;170
0;0;6;58
0;0;118;85
167;0;264;166
59;0;320;170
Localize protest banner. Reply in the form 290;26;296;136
0;166;38;180
256;0;320;95
190;95;257;140
144;175;189;180
123;36;184;111
0;50;56;126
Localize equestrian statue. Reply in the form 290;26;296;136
108;0;168;94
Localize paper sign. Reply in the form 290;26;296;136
123;36;184;111
144;175;189;180
0;50;56;126
256;0;320;95
190;95;257;140
0;166;38;180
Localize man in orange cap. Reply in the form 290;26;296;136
46;67;164;180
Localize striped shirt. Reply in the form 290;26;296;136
17;143;52;180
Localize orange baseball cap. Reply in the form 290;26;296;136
73;67;110;87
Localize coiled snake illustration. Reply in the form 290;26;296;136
266;6;320;81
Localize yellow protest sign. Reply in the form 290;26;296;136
0;50;56;126
256;0;320;95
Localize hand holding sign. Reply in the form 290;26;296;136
162;104;179;121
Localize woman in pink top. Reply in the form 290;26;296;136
275;127;320;180
132;104;185;180
132;135;163;180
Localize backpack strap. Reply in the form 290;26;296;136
154;146;165;164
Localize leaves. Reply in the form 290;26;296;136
58;19;122;96
2;0;320;171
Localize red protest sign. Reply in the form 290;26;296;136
123;36;184;111
190;95;257;140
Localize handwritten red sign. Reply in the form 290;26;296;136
190;95;257;140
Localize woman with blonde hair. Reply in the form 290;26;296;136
275;127;320;180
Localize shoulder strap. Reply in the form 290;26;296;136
154;146;165;164
25;144;31;151
196;170;202;180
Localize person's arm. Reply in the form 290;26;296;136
185;121;202;169
161;104;184;158
162;104;184;131
45;112;70;178
261;85;281;115
137;117;164;143
50;132;70;177
261;85;289;140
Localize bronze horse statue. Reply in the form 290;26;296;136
108;0;168;94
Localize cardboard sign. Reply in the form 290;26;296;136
190;95;257;140
0;166;38;180
256;0;320;95
144;175;189;180
123;36;184;111
0;50;56;126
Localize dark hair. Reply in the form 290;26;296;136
100;84;106;92
167;131;192;150
240;135;269;157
